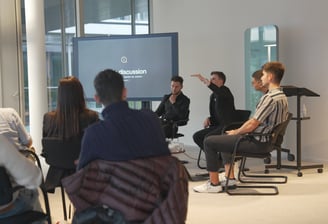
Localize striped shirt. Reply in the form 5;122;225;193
252;88;288;142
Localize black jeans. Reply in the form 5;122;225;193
193;125;230;170
192;126;223;149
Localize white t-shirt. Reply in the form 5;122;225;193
0;108;31;150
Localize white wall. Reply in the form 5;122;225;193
152;0;328;162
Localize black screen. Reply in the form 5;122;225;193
73;33;179;101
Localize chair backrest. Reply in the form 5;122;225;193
234;109;251;122
221;109;251;133
42;137;81;169
171;110;190;138
235;112;293;157
175;110;190;127
270;112;293;146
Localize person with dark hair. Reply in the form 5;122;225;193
42;76;99;191
193;61;288;193
77;69;170;169
43;76;99;140
155;76;190;138
252;69;268;94
191;71;236;155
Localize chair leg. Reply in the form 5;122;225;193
40;184;52;224
197;149;206;169
226;157;281;196
60;185;67;221
224;137;283;196
239;157;287;184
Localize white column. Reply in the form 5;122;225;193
24;0;48;152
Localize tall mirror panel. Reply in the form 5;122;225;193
244;25;278;113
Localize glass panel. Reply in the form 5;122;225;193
83;0;132;36
134;0;149;34
21;0;150;126
82;0;150;109
244;25;278;113
44;0;76;111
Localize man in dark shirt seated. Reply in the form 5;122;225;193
77;69;170;169
191;71;236;151
155;76;190;139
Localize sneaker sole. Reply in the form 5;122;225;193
222;185;237;190
193;189;223;193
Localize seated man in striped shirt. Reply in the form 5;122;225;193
194;61;289;193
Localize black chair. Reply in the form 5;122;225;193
41;137;81;221
0;150;51;224
263;114;295;167
196;109;251;169
224;113;292;196
167;111;189;157
167;110;190;141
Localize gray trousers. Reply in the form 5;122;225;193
204;134;270;172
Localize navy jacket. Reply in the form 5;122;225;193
78;101;170;169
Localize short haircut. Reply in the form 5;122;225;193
94;69;124;105
252;70;263;81
211;71;226;84
171;76;183;85
262;61;285;83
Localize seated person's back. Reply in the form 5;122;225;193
70;69;187;223
78;69;170;169
42;76;99;191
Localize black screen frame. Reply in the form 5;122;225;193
72;32;179;101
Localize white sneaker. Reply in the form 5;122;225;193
220;178;238;189
219;172;226;181
193;180;223;193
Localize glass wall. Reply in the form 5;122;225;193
21;0;150;124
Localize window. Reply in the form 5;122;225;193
21;0;150;125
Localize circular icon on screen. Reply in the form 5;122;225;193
121;56;128;63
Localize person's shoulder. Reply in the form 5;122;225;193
222;85;232;91
83;119;102;135
162;94;171;101
180;92;190;101
139;108;158;118
43;111;56;120
83;108;99;118
0;107;18;115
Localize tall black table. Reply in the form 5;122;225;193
266;86;323;177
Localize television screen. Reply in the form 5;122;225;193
73;32;179;101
